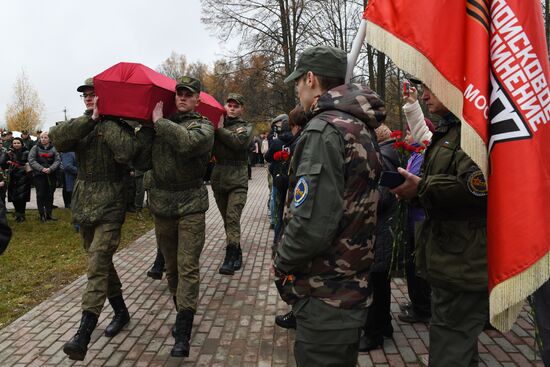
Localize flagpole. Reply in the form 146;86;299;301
346;19;367;83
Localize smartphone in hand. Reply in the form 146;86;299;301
379;171;406;189
403;80;411;97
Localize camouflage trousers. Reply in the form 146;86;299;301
155;213;205;312
292;297;367;367
80;223;123;316
213;188;247;247
429;287;488;367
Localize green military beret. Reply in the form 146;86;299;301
176;76;201;94
77;77;94;92
226;93;245;106
284;46;347;84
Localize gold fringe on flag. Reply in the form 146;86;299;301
364;20;550;332
490;251;550;331
363;21;488;177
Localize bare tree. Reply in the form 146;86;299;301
156;52;188;80
5;70;44;132
202;0;314;111
307;0;363;51
200;0;397;119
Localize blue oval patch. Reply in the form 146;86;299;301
294;177;309;207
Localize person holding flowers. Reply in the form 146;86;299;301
391;82;488;366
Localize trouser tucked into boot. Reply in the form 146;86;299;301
219;245;237;275
147;247;165;280
171;309;194;357
233;245;243;271
104;295;130;337
63;311;98;361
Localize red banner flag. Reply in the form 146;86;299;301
363;0;550;331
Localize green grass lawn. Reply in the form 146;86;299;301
0;208;154;329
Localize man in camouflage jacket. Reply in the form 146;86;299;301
144;76;214;358
211;93;253;275
49;78;154;361
275;46;385;367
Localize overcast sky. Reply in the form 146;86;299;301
0;0;231;130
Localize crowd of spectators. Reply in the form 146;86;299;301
0;128;146;227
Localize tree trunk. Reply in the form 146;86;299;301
279;0;297;111
376;51;386;100
367;45;375;90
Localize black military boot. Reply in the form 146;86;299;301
39;212;47;223
233;245;243;271
219;246;236;275
104;295;130;337
275;310;297;329
146;249;165;280
46;212;58;221
63;311;98;361
171;309;194;357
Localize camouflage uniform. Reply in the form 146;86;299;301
274;83;385;367
414;114;488;367
141;110;214;312
211;96;253;275
49;111;153;315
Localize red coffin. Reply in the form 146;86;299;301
94;62;224;128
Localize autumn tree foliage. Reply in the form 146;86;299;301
5;71;44;132
157;52;279;133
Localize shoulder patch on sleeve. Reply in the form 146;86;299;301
467;171;488;196
236;126;247;134
294;177;309;207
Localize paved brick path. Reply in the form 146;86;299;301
0;167;544;366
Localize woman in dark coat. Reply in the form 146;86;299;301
6;138;32;222
28;131;61;222
359;123;400;351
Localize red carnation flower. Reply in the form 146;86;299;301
390;130;403;139
392;141;404;149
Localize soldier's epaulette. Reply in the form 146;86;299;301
304;118;328;132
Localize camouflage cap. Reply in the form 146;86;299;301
284;46;347;84
175;76;201;94
21;130;29;135
226;93;245;106
77;77;94;92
